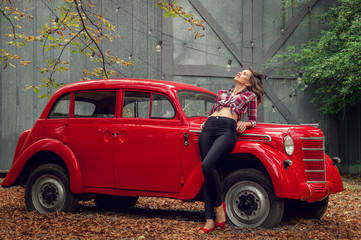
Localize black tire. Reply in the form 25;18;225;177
284;197;329;219
94;195;138;210
25;164;78;213
221;168;284;229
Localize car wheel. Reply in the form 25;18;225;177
221;168;284;229
94;195;139;210
25;164;78;213
284;196;329;219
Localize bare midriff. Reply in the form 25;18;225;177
210;107;238;123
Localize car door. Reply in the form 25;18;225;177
114;90;182;193
66;90;118;189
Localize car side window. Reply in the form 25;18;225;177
151;94;175;119
74;91;117;118
48;94;71;118
123;91;150;118
123;91;175;119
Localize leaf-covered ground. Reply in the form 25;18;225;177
0;175;360;239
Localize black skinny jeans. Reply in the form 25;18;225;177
198;116;237;220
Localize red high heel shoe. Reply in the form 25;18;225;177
215;201;226;229
198;227;215;234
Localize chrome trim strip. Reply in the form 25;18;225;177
303;159;325;162
302;148;325;151
305;170;325;173
189;130;201;133
300;137;325;140
238;133;272;142
306;181;327;184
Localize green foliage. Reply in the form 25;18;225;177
156;1;205;39
1;0;204;98
268;0;361;114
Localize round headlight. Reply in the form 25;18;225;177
284;135;294;156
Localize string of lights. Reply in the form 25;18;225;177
39;0;301;103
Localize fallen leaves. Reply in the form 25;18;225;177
0;175;360;239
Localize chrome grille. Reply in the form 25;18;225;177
301;137;326;187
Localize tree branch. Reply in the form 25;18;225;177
0;7;16;40
74;0;108;78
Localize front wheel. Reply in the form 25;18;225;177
25;164;78;213
221;168;284;229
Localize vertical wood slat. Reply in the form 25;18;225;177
161;7;173;81
189;0;243;67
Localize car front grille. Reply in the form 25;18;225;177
301;137;326;190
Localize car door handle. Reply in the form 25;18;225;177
184;133;189;146
113;133;118;138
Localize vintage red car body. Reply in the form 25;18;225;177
2;78;343;228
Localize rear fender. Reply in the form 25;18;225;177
1;139;84;194
13;129;31;162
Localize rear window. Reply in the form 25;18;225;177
74;91;117;118
48;94;70;119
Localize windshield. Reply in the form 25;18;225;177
177;90;215;118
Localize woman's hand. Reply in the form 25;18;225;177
200;122;205;130
236;122;247;133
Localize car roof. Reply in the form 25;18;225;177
55;78;214;95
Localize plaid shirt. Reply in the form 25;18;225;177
209;88;258;127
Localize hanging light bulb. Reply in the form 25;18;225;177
297;71;303;84
156;40;162;53
226;59;232;72
272;105;276;113
183;43;187;48
218;46;221;53
116;7;120;13
128;54;133;61
148;29;152;36
90;52;95;62
280;27;285;34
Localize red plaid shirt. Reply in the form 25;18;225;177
209;88;258;127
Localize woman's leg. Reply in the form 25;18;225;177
201;132;236;219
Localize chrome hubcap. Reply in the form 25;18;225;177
32;174;65;213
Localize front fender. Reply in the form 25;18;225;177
232;141;300;199
1;139;84;194
325;154;343;194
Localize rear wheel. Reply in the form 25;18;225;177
94;195;138;210
221;168;284;229
25;164;78;213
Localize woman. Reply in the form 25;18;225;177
198;67;264;234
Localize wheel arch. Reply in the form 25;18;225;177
221;142;300;199
2;139;84;194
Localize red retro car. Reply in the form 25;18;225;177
2;78;343;228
